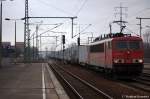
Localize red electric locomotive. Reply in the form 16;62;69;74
87;33;143;78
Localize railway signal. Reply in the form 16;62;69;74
77;37;80;46
62;35;65;44
62;35;65;63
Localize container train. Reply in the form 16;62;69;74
53;33;144;78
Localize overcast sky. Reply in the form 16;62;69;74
2;0;150;50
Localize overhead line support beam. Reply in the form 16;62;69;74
23;16;77;38
136;17;150;37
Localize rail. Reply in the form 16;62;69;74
48;63;83;99
48;62;113;99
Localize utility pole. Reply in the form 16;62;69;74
29;22;57;60
52;36;58;59
24;0;30;62
23;0;76;62
0;0;13;67
5;18;24;63
109;23;112;34
45;47;48;60
114;3;127;33
71;18;74;38
0;0;2;67
62;35;65;63
24;17;76;61
27;1;30;63
32;33;34;60
37;39;39;59
30;23;61;60
15;21;16;60
39;35;58;59
40;34;41;57
35;25;39;60
136;17;150;37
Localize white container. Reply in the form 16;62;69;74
79;45;89;65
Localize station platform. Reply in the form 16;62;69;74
0;63;69;99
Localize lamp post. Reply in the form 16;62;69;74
0;0;13;67
5;18;23;62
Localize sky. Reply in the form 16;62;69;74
2;0;150;51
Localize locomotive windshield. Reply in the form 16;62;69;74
129;41;141;50
115;41;127;50
115;41;141;50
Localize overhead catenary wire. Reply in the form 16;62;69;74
131;8;150;17
128;8;150;21
124;26;140;36
38;23;63;37
22;0;75;35
74;0;88;16
37;0;74;16
23;0;89;47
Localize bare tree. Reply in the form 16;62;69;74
143;29;150;48
143;29;150;59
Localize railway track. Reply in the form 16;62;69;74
120;73;150;93
129;68;150;91
48;62;112;99
140;73;150;82
144;68;150;70
48;60;149;98
125;80;150;92
142;73;150;77
134;73;150;91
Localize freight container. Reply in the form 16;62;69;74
79;45;89;65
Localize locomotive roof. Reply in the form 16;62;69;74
88;38;112;46
112;36;142;41
89;36;142;46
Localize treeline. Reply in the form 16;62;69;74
143;30;150;59
144;42;150;58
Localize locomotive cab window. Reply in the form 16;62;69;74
115;41;127;50
129;41;141;50
114;40;141;50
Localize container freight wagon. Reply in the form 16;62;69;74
70;45;79;64
64;48;71;62
78;45;89;65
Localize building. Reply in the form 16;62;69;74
2;42;11;48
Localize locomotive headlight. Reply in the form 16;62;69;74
114;59;118;63
133;59;143;63
138;59;143;63
113;59;124;63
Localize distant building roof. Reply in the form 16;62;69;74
16;42;24;44
2;42;11;48
16;42;24;47
2;42;11;45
